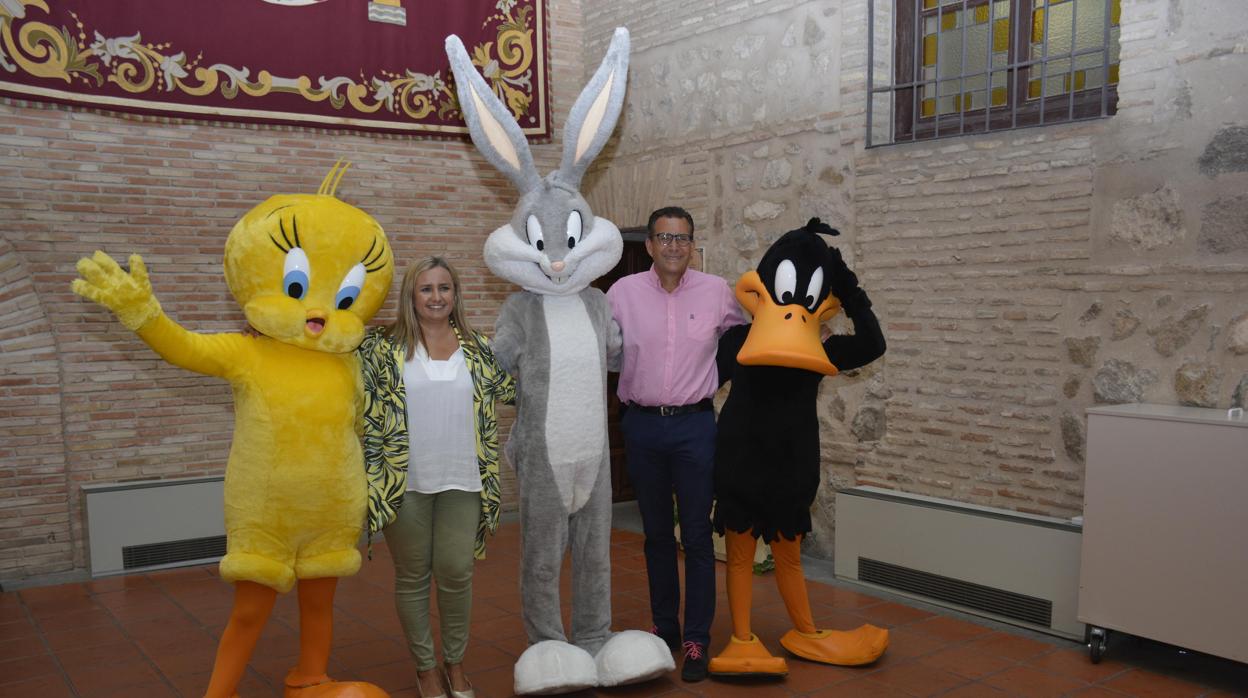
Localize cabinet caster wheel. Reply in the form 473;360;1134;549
1087;626;1108;664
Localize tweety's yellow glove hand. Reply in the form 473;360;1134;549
71;251;163;331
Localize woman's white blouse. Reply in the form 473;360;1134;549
403;345;481;493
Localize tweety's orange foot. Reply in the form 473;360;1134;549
779;625;889;666
283;674;390;698
707;633;789;677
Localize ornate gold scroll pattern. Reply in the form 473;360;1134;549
0;0;539;124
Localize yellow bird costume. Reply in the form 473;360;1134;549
73;164;392;698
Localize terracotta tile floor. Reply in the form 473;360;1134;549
2;524;1245;697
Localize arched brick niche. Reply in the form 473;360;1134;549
0;237;74;581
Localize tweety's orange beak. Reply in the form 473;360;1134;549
735;270;840;376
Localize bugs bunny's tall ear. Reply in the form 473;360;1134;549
445;34;542;194
554;26;630;190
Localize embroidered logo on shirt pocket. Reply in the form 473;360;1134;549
687;312;717;341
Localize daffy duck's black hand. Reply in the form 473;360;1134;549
818;245;884;371
828;247;870;314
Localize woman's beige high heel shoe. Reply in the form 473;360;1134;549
416;668;446;698
443;664;475;698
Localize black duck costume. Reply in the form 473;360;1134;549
710;218;889;676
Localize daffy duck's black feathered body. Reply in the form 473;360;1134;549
713;219;885;543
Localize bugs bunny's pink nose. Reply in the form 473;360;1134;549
551;261;566;273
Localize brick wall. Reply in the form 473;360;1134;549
582;0;1248;557
0;238;73;578
0;0;586;583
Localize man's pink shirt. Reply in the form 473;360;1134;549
607;266;746;407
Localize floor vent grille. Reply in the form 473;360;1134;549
122;535;226;570
859;556;1053;627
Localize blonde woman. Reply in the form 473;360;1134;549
359;256;515;698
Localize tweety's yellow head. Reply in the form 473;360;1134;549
223;162;393;353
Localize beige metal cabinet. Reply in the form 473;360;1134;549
1079;404;1248;664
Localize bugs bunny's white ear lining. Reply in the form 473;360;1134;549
574;70;615;166
444;34;541;194
557;27;630;190
445;28;630;194
470;88;523;173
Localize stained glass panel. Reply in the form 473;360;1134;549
920;0;1012;116
1029;0;1121;101
874;0;1120;145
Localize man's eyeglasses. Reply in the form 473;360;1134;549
651;233;694;247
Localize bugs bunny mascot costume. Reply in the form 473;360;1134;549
446;27;673;695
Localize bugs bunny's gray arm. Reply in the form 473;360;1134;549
605;316;622;372
490;294;526;377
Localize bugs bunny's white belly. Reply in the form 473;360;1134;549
543;294;605;513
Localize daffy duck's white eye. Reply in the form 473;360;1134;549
526;214;545;252
804;267;824;312
566;211;583;249
335;263;366;310
283;247;311;300
774;259;797;304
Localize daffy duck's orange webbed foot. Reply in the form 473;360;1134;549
779;625;889;666
708;633;789;677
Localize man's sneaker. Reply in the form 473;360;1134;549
680;641;708;682
650;624;680;652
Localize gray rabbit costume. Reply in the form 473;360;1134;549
446;27;673;695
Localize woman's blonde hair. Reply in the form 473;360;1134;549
387;256;474;360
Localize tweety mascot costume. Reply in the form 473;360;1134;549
72;164;392;698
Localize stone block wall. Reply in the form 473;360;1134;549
582;0;1248;557
0;0;586;583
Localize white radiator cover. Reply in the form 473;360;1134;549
83;476;225;577
834;486;1083;639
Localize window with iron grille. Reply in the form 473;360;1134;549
867;0;1121;146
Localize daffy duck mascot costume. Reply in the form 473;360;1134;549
709;218;888;677
72;164;390;698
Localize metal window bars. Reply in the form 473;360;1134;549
867;0;1118;147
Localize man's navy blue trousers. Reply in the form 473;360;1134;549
621;406;716;648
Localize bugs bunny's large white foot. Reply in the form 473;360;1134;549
513;640;597;695
595;630;675;687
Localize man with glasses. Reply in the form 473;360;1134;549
607;206;745;682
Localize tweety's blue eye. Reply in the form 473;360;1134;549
335;263;366;310
283;247;310;300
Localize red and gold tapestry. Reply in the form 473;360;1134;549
0;0;550;137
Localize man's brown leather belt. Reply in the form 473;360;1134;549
627;398;713;416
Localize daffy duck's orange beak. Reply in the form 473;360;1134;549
734;270;840;376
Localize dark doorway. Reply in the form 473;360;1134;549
592;227;650;503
